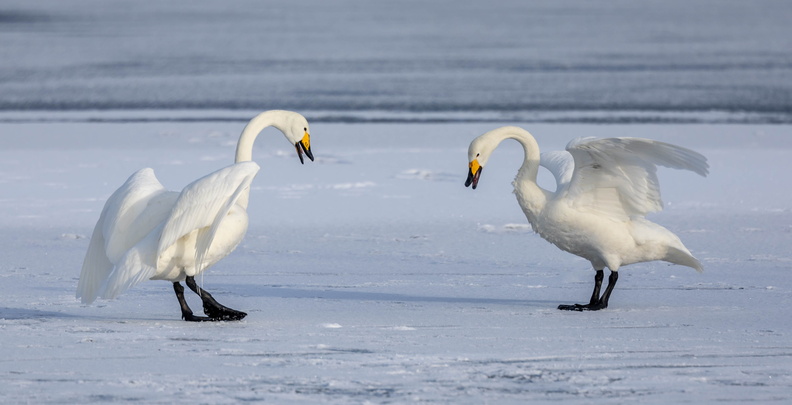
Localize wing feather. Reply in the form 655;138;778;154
102;169;169;263
564;137;708;220
76;219;114;304
99;229;160;300
194;173;257;274
157;161;260;272
77;168;167;304
540;150;574;189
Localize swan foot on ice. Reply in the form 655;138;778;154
557;270;618;312
185;276;247;321
557;302;609;311
173;281;211;322
173;276;247;322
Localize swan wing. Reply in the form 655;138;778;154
99;227;161;300
76;219;114;304
540;150;574;189
193;167;257;274
565;137;708;219
77;168;167;304
102;168;169;263
157;161;260;273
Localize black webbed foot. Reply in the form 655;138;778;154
202;303;247;321
185;276;247;321
181;311;214;322
558;270;618;312
557;302;607;311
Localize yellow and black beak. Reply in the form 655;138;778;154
465;159;482;189
295;132;314;164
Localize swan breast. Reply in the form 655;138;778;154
534;200;637;269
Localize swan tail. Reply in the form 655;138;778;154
665;247;704;273
76;221;114;304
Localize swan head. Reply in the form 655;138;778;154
464;135;496;189
272;110;314;164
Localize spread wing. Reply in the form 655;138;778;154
562;137;708;221
77;168;168;304
540;150;575;190
157;161;260;274
77;218;115;304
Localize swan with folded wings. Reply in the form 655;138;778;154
77;110;314;321
465;127;708;310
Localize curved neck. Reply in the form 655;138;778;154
233;110;289;209
486;126;541;184
512;129;542;185
487;127;548;222
235;110;289;163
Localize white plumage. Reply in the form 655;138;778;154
77;110;314;321
466;127;708;310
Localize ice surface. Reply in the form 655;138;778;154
1;0;791;121
1;119;790;403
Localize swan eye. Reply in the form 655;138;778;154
303;127;307;132
476;153;480;157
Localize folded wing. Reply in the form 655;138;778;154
157;161;260;275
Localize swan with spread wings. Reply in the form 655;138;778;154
465;127;708;310
77;110;314;321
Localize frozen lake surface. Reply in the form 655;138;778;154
1;0;792;122
1;118;790;403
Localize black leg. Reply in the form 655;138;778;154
558;270;618;311
588;270;604;306
173;282;212;322
599;271;619;309
185;276;247;321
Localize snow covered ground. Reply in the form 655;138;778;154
1;118;790;403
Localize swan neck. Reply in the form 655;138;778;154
500;128;541;184
235;111;284;163
497;128;547;223
234;111;288;209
